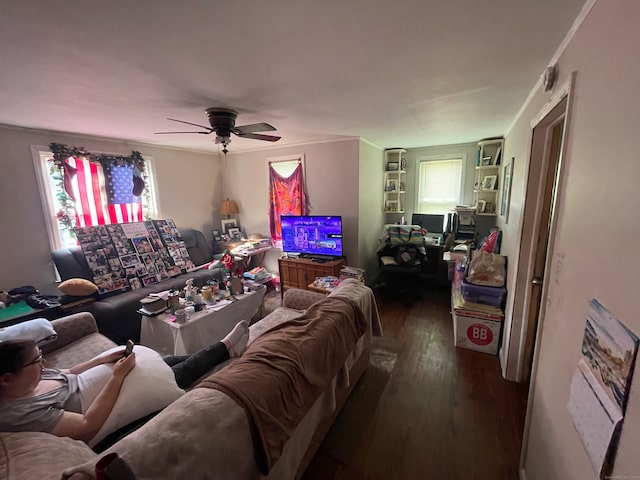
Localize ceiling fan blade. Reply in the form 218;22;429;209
234;132;281;142
166;117;213;131
154;130;212;135
233;122;277;134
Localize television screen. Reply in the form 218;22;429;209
281;215;343;257
411;213;445;236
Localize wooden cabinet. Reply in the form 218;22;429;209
278;257;346;298
383;148;407;214
474;139;503;217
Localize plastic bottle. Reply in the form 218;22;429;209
184;278;195;302
168;290;180;313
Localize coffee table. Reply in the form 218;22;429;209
140;285;266;355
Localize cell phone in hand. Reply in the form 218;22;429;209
123;340;134;358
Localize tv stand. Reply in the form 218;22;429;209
299;253;342;262
278;256;346;299
299;253;339;261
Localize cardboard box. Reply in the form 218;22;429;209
452;311;502;355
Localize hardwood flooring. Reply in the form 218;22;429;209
302;281;529;480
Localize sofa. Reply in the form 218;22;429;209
52;229;224;345
0;279;382;480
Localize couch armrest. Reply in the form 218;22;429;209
42;312;99;354
282;289;327;310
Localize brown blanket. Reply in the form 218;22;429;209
197;295;367;474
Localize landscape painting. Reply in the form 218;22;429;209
581;299;639;413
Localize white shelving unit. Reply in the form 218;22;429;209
383;148;407;214
474;139;504;216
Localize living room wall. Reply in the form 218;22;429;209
358;139;385;282
499;1;640;478
0;125;221;294
217;138;364;276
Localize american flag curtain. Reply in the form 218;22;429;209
268;162;307;243
67;156;143;227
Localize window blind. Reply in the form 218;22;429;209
416;158;462;214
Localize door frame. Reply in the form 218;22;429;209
515;72;576;473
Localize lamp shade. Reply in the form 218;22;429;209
219;198;239;216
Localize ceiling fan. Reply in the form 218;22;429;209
155;107;281;154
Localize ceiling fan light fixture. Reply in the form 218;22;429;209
215;135;231;145
155;107;280;154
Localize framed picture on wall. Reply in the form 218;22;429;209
500;158;514;223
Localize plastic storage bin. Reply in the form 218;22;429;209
460;277;506;308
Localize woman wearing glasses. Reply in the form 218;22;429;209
0;339;136;442
0;320;249;443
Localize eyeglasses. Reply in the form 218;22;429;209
23;348;43;368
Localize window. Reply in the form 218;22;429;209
32;146;157;250
416;157;463;214
267;154;308;246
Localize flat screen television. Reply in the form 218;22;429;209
281;215;343;258
411;213;445;237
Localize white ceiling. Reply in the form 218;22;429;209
0;1;586;154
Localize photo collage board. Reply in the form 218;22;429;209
75;219;196;294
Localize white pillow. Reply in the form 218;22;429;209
0;318;57;345
77;345;185;447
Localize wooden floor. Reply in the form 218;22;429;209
302;281;529;480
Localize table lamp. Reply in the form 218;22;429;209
219;198;239;219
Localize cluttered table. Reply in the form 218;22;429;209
140;285;266;356
0;300;63;327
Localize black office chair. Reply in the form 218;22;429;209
375;225;426;306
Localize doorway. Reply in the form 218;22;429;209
520;99;566;384
516;73;576;473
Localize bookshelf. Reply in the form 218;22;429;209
383;148;407;214
474;139;504;216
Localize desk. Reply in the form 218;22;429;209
422;243;450;284
231;245;272;268
140;285;265;355
217;242;272;269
